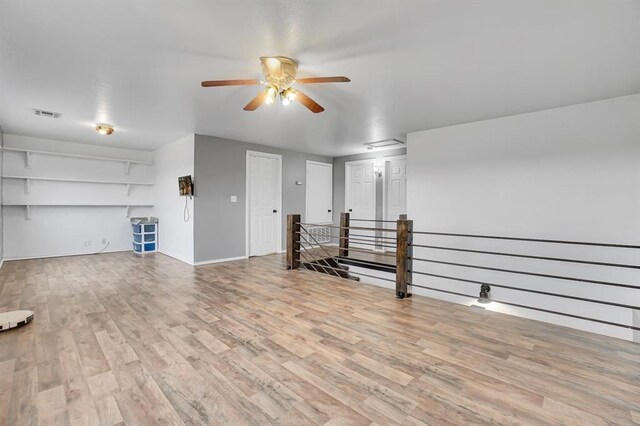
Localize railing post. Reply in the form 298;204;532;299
396;215;413;299
287;214;301;270
339;212;350;257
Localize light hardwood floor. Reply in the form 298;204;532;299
0;252;638;425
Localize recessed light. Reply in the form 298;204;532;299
95;123;114;135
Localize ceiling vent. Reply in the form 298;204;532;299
33;109;62;119
363;138;405;150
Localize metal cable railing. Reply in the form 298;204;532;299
287;213;640;333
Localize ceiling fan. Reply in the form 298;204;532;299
201;56;350;113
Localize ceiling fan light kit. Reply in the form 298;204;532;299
201;56;350;113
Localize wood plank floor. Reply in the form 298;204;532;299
0;252;638;425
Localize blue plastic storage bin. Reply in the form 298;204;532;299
130;217;158;255
133;234;142;243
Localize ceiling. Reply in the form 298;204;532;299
0;1;639;156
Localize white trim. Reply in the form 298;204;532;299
157;250;195;266
3;248;131;262
194;255;247;266
305;160;333;225
245;150;283;258
0;259;3;270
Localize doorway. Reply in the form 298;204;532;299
345;159;376;248
246;150;282;257
384;155;407;222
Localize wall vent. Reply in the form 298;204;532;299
33;109;62;119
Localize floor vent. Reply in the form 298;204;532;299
33;109;62;119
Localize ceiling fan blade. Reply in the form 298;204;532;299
243;90;268;111
296;90;325;113
295;76;350;84
201;79;259;87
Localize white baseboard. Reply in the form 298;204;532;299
157;250;195;266
3;248;130;262
194;255;247;266
0;259;3;269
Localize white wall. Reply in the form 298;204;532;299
0;127;3;266
3;135;154;260
407;94;640;342
154;134;194;265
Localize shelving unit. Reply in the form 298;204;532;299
132;221;157;254
1;146;154;174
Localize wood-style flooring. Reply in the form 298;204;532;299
0;252;638;425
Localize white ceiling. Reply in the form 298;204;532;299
1;1;639;156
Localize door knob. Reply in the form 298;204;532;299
348;209;353;212
328;209;332;212
273;209;278;213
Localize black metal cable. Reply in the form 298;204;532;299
337;257;396;272
299;223;396;232
349;218;397;223
346;246;397;257
409;244;640;269
411;231;640;249
409;283;639;331
409;257;639;289
411;270;639;310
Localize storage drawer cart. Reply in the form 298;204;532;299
131;217;158;254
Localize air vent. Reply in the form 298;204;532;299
33;109;62;119
363;138;404;150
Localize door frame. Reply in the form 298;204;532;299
305;160;333;224
344;158;377;218
245;150;283;257
382;154;407;223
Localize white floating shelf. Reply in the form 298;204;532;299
2;203;154;220
2;175;154;186
1;147;154;165
2;203;154;206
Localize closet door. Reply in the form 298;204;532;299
305;161;333;224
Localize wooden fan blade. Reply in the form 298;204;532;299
296;90;325;113
201;79;259;87
243;90;268;111
295;76;350;84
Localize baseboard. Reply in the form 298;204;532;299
157;250;195;266
0;259;3;270
194;255;247;266
3;248;130;262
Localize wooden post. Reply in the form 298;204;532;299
396;216;413;299
339;212;350;257
287;214;301;270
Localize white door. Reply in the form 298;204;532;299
305;161;333;224
386;157;407;221
247;151;281;257
345;160;376;248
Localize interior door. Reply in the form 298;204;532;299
386;157;407;221
248;152;281;256
345;160;376;249
306;161;333;224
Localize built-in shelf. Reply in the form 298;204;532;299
3;175;153;185
2;203;154;206
2;203;154;220
2;175;154;196
1;147;154;174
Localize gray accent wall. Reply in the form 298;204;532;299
193;134;331;263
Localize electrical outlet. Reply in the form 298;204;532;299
83;240;92;246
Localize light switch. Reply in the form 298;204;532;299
230;195;237;203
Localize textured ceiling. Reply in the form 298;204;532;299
1;1;639;156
